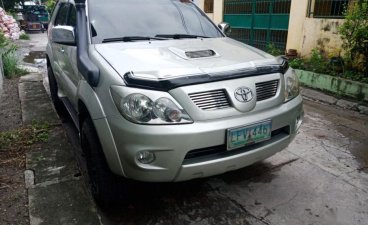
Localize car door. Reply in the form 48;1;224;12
52;3;79;108
58;4;79;108
50;3;70;97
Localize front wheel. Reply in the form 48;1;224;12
81;116;130;208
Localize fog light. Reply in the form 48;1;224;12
137;151;156;164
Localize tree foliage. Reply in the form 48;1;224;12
1;0;22;11
1;0;50;11
45;0;56;13
339;0;368;75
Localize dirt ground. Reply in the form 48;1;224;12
0;78;29;225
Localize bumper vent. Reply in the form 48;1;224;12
255;80;279;101
189;89;231;110
183;126;290;164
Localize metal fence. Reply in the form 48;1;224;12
224;0;291;14
309;0;350;18
224;0;291;51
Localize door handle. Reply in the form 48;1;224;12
59;48;65;54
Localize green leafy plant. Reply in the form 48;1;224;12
339;0;368;76
0;32;28;78
266;43;283;56
45;0;57;13
0;31;10;50
2;52;28;79
0;121;50;167
28;121;50;144
289;58;305;70
19;33;30;40
305;48;329;74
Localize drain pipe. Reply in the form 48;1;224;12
75;0;100;87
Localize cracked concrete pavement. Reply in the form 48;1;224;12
18;33;368;225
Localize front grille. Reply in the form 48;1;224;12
189;79;279;110
183;126;290;164
256;80;279;101
189;89;231;110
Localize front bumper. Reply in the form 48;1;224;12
105;95;303;182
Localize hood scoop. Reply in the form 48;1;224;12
185;49;216;59
169;47;218;60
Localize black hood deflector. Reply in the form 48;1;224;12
124;57;289;91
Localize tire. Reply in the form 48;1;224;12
81;116;130;208
48;67;67;118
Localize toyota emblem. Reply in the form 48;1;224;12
234;87;253;103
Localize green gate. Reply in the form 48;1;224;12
224;0;291;51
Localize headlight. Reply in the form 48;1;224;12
284;68;300;102
122;94;153;123
111;87;193;124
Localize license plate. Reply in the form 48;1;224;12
227;120;272;150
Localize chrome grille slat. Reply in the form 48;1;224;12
189;89;231;110
200;103;230;108
193;98;229;104
190;92;225;98
191;94;227;100
256;80;279;101
188;79;279;110
201;102;230;107
256;86;278;89
202;106;229;110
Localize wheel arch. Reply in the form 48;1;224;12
46;54;51;67
77;82;126;177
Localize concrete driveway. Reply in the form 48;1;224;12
21;33;368;225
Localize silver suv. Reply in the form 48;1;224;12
47;0;303;206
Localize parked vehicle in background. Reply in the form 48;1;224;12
20;5;49;31
20;12;43;32
47;0;304;207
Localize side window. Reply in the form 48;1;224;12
67;6;77;27
54;3;69;26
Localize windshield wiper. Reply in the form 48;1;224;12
155;34;209;39
102;36;167;43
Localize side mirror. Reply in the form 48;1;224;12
51;26;76;45
218;22;231;36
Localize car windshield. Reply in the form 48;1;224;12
88;0;223;44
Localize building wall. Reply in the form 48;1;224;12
298;18;344;57
286;0;309;53
197;0;224;24
197;0;345;57
286;0;345;57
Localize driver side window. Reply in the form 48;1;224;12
67;6;77;28
54;3;69;26
54;3;76;28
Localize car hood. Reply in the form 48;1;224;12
94;37;278;80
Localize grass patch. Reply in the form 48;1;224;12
2;52;28;79
19;33;30;40
0;32;28;79
0;121;50;168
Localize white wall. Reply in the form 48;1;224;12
299;18;344;57
286;0;345;57
197;0;224;24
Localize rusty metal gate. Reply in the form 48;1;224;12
224;0;291;51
